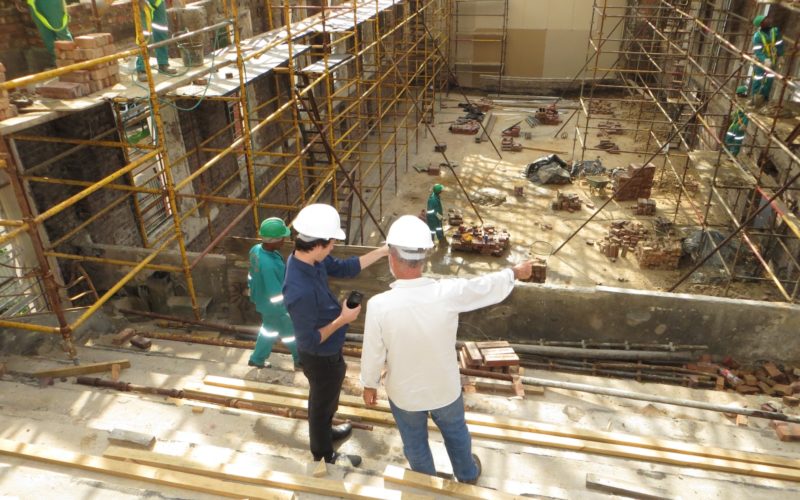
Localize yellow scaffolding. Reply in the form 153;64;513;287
0;0;451;360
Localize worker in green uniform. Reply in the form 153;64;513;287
426;184;446;245
22;0;73;66
724;86;749;157
136;0;180;81
248;217;300;369
750;13;784;107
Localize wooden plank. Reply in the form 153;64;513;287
479;347;515;357
202;376;800;471
0;438;293;499
482;353;519;367
465;424;800;483
464;342;483;366
585;473;671;500
104;445;428;500
474;341;510;349
464;412;800;471
383;464;518;500
183;383;397;425
30;360;131;378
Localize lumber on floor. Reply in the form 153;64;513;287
30;359;131;378
103;445;429;500
186;381;800;482
383;464;519;500
202;376;800;471
0;438;293;500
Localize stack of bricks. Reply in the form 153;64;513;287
635;239;682;269
551;192;582;212
38;34;119;99
530;257;547;283
597;220;649;258
0;63;18;121
613;163;656;201
635;198;657;216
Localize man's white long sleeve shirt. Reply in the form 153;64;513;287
360;268;516;411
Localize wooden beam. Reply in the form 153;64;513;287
585;473;671;500
0;438;293;499
383;464;518;500
200;376;800;471
104;445;429;500
466;424;800;483
30;360;131;378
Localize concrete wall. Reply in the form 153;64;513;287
454;0;626;89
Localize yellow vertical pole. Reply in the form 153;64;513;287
131;0;201;319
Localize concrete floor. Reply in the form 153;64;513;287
2;326;800;498
374;95;779;302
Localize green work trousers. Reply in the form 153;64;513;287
28;0;73;64
136;0;170;72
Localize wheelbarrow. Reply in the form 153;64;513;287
585;175;611;196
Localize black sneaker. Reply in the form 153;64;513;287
247;359;270;369
331;422;352;442
326;452;362;467
461;453;481;484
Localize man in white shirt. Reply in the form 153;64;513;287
360;215;532;484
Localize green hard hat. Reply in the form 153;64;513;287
433;184;444;194
259;217;290;239
753;14;766;27
735;85;748;96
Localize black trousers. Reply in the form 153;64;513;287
299;350;347;461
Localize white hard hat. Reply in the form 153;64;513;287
292;204;346;240
387;215;434;259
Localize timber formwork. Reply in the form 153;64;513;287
0;0;450;360
575;0;800;302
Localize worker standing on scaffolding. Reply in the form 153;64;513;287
136;0;181;81
750;13;784;108
724;86;749;157
17;0;73;66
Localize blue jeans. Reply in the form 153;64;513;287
389;394;478;482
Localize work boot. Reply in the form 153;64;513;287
137;71;148;82
331;422;352;442
248;359;271;369
327;452;362;467
158;64;179;76
460;454;482;485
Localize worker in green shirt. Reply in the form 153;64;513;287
20;0;73;65
750;13;784;107
724;86;749;157
136;0;180;81
426;184;446;245
247;217;300;369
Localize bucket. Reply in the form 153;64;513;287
178;42;204;67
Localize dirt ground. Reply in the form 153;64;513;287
376;94;781;301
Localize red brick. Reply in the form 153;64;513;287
775;423;800;442
54;40;77;51
103;44;117;56
75;34;101;49
79;47;104;60
37;81;86;99
60;70;91;84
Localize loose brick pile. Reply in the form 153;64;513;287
688;356;800;439
634;239;681;269
634;198;657;215
38;34;120;99
551;192;582;211
0;63;18;121
598;220;649;258
613;162;656;201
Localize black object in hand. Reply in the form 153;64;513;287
346;290;363;308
